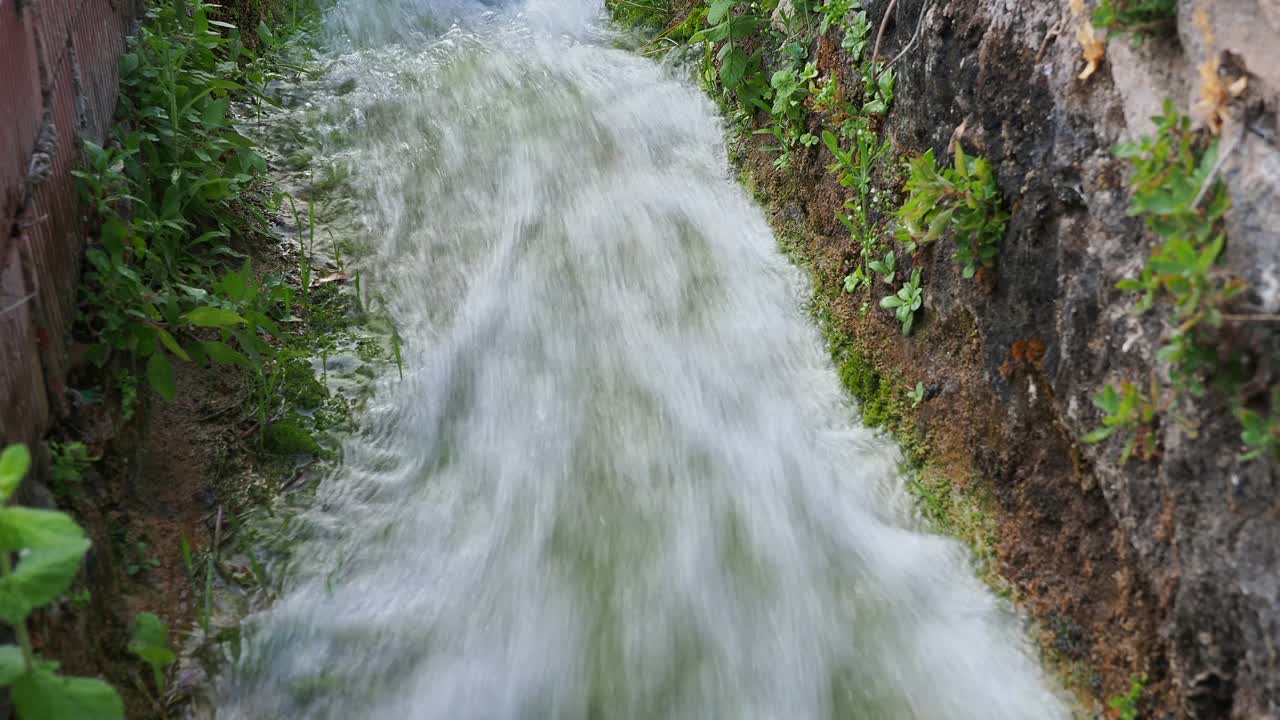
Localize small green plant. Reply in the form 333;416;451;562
128;612;176;696
1237;388;1280;462
868;250;896;285
1084;382;1160;463
880;268;924;336
811;74;840;114
843;266;868;294
861;64;895;115
814;0;869;58
897;146;1008;279
757;62;819;169
841;6;871;58
825;127;890;292
692;0;772;112
0;444;124;719
815;0;853;36
286;194;317;307
47;440;95;498
1093;0;1176;44
71;0;312;411
1114;102;1241;333
1107;672;1148;720
908;382;926;407
125;541;161;577
1106;101;1271;464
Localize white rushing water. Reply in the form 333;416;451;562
215;1;1069;717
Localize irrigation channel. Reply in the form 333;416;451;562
213;0;1070;717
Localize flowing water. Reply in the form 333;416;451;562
216;1;1070;717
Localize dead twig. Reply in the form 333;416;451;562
868;0;899;85
886;0;932;71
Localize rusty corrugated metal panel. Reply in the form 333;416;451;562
1;0;136;444
72;0;127;140
26;39;83;420
0;0;43;271
0;237;50;448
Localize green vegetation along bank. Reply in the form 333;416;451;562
9;1;398;717
613;0;1280;717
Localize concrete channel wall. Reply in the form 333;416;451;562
1;0;140;452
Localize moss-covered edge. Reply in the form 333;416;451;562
744;165;1005;593
621;3;1100;711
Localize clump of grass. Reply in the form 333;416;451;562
1093;0;1176;44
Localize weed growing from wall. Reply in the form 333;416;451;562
896;146;1007;279
1107;673;1148;720
1091;101;1276;463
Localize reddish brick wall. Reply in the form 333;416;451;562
1;0;141;449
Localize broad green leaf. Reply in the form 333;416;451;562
153;327;191;362
728;14;758;35
720;48;748;89
822;130;839;156
0;531;89;625
183;306;247;327
147;352;176;402
698;21;732;43
118;53;139;76
130;611;176;686
707;0;734;24
200;341;251;367
130;612;170;651
201;97;230;129
0;645;25;684
0;507;86;552
0;445;32;503
1083;427;1116;443
11;666;123;720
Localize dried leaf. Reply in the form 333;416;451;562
1077;22;1106;81
1195;56;1244;135
312;272;352;287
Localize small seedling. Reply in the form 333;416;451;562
862;64;895;115
880;269;924;336
1107;673;1148;720
1237;388;1280;462
125;541;161;577
1084;382;1159;463
868;250;896;285
129;612;176;694
908;382;926;407
843;266;868;294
